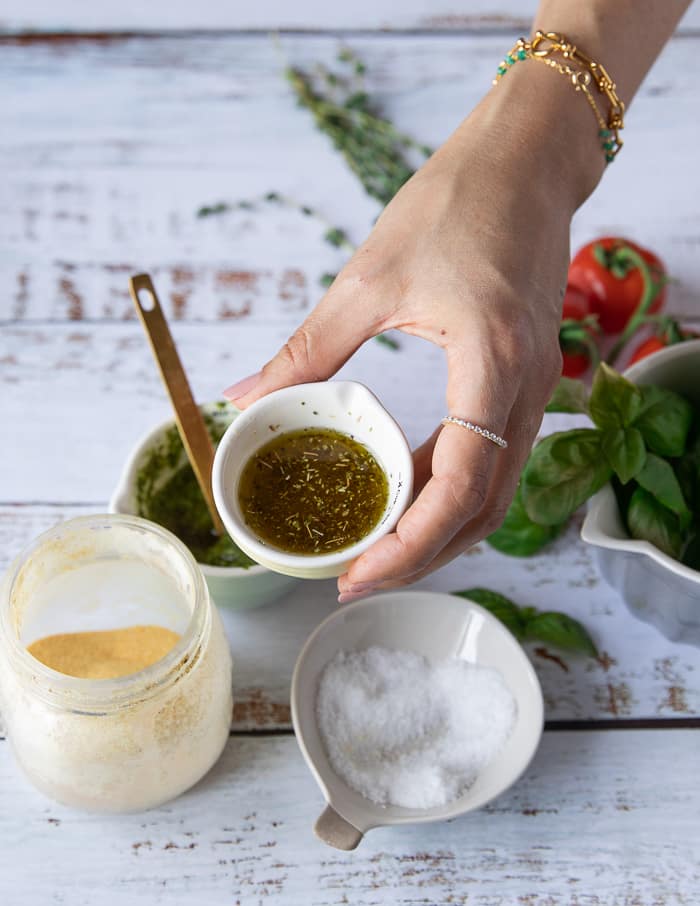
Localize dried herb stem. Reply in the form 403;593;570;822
198;191;357;254
197;49;421;353
285;63;432;206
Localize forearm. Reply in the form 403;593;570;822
432;0;691;221
527;0;692;203
533;0;692;106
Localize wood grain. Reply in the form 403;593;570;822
3;25;700;728
2;35;700;325
2;505;699;726
2;0;699;33
1;12;698;899
0;730;697;904
0;323;445;502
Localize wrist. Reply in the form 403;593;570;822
455;58;608;214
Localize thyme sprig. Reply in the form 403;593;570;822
285;49;432;206
197;191;401;350
198;191;356;255
197;50;427;352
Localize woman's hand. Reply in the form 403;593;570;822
225;63;599;600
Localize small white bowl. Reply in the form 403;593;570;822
581;340;700;644
110;402;299;610
212;381;414;580
291;590;544;849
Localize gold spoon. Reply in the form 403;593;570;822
129;273;225;535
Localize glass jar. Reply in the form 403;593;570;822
0;514;233;812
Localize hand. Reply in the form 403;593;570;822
225;65;594;600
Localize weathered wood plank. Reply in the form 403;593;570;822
3;26;700;730
2;504;699;725
0;323;445;502
2;0;699;33
0;730;697;904
2;35;700;323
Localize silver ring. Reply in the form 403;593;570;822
441;416;508;449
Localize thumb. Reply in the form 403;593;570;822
223;285;378;408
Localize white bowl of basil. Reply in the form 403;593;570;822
581;340;700;644
110;401;299;610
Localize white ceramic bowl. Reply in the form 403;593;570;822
110;402;299;610
212;381;414;579
291;590;544;849
581;340;700;644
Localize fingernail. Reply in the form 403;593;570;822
337;584;380;604
338;589;376;604
222;371;261;401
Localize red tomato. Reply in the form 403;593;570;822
561;285;592;321
568;237;666;334
561;349;590;378
627;336;667;365
628;327;699;366
559;285;598;377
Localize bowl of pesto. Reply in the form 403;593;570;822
110;401;299;610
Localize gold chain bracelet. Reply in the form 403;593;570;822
493;30;625;163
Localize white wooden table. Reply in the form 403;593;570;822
2;3;700;902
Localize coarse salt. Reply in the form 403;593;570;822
316;646;517;809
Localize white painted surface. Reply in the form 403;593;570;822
1;0;699;32
2;35;700;327
1;731;698;904
2;505;699;726
1;15;699;897
2;31;700;726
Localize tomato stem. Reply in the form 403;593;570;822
605;246;660;365
559;319;600;369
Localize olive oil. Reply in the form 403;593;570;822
238;428;389;554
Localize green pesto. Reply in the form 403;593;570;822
136;403;256;569
238;427;388;555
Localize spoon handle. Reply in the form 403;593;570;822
129;273;225;535
314;804;363;850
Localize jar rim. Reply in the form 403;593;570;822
0;513;210;713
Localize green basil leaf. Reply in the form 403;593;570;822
632;385;694;458
626;487;683;559
636;453;692;528
682;532;700;571
486;485;566;557
589;363;643;430
601;426;647;484
452;588;526;640
524;612;598;657
545;377;590;415
522;429;613;526
676;428;700;517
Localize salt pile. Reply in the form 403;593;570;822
316;646;517;809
